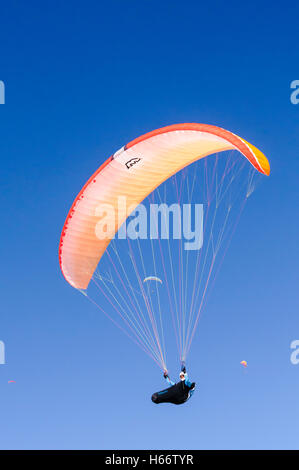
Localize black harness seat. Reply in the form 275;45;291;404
151;380;192;405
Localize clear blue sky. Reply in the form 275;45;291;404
0;0;299;450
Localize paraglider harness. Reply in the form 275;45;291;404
151;367;196;405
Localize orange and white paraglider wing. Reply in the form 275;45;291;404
59;123;270;290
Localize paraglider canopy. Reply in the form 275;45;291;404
59;123;269;291
143;276;163;284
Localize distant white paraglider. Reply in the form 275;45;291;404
143;276;163;284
